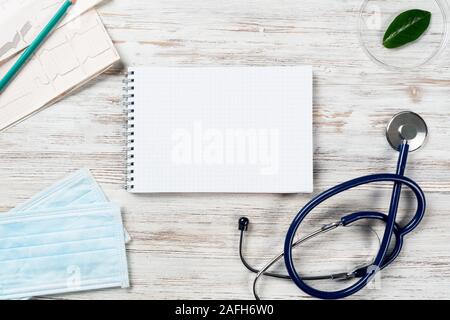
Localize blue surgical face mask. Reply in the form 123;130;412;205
11;169;131;243
12;169;108;212
0;203;129;300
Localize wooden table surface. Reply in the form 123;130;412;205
1;0;450;300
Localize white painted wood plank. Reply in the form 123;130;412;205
0;0;450;299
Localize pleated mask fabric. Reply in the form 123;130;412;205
10;169;131;243
0;203;129;300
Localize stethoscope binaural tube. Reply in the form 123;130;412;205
284;141;426;299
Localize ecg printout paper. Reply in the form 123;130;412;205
0;0;105;63
0;9;120;131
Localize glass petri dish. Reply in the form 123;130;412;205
359;0;448;70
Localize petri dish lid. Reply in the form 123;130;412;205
359;0;449;70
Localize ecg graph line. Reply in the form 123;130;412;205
0;10;119;116
0;21;32;57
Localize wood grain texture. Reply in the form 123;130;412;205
1;0;450;300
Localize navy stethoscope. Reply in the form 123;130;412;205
239;111;428;300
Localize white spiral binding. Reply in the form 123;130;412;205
123;69;135;190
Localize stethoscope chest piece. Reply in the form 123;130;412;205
386;111;428;151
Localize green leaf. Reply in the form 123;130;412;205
383;9;431;49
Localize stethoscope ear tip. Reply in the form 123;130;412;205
239;217;250;231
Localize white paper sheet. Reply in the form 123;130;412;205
127;67;313;193
0;9;120;131
0;0;105;63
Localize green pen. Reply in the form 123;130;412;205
0;0;76;94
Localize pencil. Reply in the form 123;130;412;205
0;0;77;94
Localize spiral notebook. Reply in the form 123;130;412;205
124;67;313;193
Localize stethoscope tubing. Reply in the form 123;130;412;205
284;142;426;300
246;210;404;300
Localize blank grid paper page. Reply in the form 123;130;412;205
129;67;312;193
